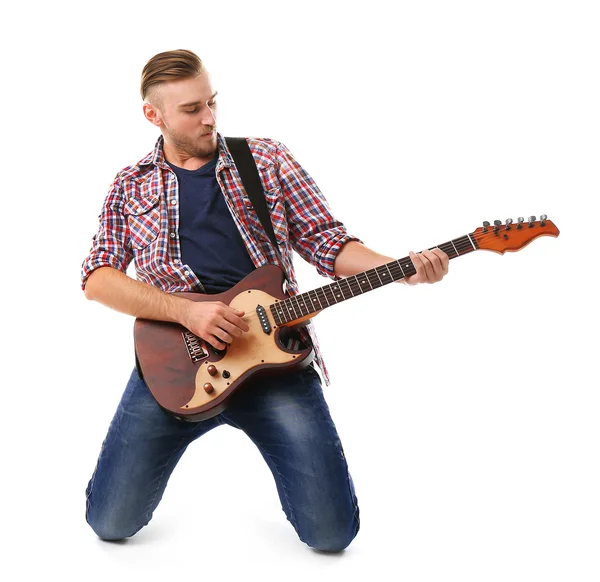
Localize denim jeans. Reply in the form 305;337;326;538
85;365;360;552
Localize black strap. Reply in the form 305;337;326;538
225;137;281;258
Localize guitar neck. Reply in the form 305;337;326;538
270;232;479;326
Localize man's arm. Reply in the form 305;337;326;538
274;143;448;284
84;267;249;350
333;241;449;284
274;142;362;279
85;266;189;322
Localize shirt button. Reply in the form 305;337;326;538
184;270;190;276
170;232;176;238
171;200;177;205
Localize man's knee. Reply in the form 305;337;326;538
86;504;146;541
307;527;358;553
300;512;360;553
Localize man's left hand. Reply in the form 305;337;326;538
404;249;449;285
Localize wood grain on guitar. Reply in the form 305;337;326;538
134;215;559;422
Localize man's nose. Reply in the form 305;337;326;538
202;104;216;125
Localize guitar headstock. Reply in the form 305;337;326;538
472;215;560;254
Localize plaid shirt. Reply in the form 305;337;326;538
81;134;360;385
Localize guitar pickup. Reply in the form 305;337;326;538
256;304;272;334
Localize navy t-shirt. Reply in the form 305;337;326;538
167;155;256;294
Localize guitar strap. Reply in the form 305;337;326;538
225;137;286;271
225;137;308;354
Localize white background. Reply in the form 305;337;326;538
2;1;599;581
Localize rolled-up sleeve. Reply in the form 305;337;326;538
276;142;361;279
80;175;133;290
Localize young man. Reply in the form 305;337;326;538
81;49;449;552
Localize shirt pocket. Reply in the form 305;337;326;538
124;194;161;249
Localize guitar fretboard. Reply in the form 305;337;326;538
270;233;478;326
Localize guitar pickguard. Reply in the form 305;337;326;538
180;289;304;412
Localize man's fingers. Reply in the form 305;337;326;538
213;321;238;340
223;308;250;333
421;249;443;282
428;248;449;279
210;335;229;350
212;327;234;345
405;248;450;285
407;251;423;285
410;250;434;282
408;249;449;283
213;302;250;333
430;248;449;274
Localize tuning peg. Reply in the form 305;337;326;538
517;217;524;230
505;218;513;230
528;215;536;228
493;220;502;226
482;220;490;232
540;214;547;226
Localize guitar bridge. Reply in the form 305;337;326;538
182;330;208;363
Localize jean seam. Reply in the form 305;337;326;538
305;374;361;536
141;434;190;520
261;448;299;531
85;383;137;506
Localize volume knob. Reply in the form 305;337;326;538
207;365;218;376
203;383;215;394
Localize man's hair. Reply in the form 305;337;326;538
140;49;204;105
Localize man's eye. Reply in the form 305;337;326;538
185;108;199;114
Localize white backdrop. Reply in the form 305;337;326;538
2;1;599;581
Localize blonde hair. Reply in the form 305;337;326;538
140;49;204;105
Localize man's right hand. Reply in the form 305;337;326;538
180;301;250;351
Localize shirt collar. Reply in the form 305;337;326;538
140;133;233;171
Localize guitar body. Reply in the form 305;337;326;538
134;265;314;422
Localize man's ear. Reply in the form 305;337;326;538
143;102;162;127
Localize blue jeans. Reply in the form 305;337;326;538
85;365;360;552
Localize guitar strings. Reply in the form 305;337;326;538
231;224;553;325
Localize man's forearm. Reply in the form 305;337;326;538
84;266;190;323
334;240;450;286
333;241;399;279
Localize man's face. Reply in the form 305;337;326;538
148;71;218;160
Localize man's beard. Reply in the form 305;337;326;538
167;126;218;158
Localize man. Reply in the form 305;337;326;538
81;49;449;552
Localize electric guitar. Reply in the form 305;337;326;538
134;215;559;422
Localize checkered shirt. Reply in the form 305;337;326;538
81;133;361;385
